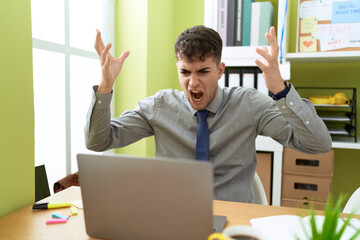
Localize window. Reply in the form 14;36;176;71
31;0;114;193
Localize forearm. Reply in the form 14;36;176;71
85;86;155;152
85;87;114;151
258;87;332;154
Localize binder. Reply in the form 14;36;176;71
250;1;274;46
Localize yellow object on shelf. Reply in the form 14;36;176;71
309;92;350;105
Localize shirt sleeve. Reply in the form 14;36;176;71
254;85;332;154
270;82;291;100
85;86;155;152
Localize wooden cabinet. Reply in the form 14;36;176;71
256;152;273;205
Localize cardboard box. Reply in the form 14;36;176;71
282;174;331;202
281;198;327;210
283;147;334;177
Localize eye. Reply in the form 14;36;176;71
181;70;190;75
199;70;209;74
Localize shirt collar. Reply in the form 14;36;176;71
186;85;223;115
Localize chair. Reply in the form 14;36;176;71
253;172;268;205
35;165;50;202
343;187;360;214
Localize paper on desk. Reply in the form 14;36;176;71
71;199;83;209
249;215;360;240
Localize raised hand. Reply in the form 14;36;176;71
94;30;130;94
254;26;285;95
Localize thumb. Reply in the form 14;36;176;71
118;50;130;65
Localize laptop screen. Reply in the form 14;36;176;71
77;153;215;240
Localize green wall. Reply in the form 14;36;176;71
114;0;204;157
0;0;35;217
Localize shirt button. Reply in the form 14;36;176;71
282;105;286;109
98;100;102;104
290;101;293;106
306;121;310;124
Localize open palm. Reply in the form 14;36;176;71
94;30;130;94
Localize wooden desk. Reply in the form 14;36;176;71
0;186;318;239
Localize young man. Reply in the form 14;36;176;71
85;25;331;203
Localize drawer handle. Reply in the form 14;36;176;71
296;159;319;167
302;197;309;206
294;182;318;191
302;201;309;206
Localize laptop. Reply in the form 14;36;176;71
77;153;226;240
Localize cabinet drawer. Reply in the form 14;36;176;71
283;147;334;177
282;174;331;202
281;198;327;210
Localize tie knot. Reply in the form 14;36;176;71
196;110;208;121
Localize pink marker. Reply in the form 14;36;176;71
46;219;67;224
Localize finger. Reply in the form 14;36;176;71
94;30;106;56
265;27;279;55
104;53;110;69
256;47;271;62
116;50;130;65
254;59;267;73
101;43;112;66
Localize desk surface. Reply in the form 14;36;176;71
0;186;317;239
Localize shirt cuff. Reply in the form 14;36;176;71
270;82;291;100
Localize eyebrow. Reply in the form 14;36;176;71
180;67;211;72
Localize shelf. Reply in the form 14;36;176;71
285;51;360;63
320;115;352;122
328;126;354;136
314;104;352;108
332;136;360;149
221;46;261;67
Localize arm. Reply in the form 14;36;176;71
254;27;332;153
85;87;154;151
253;87;332;154
85;31;152;151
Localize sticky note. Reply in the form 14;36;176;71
46;219;67;224
300;36;317;52
332;0;360;24
52;212;70;220
71;199;83;209
301;17;318;34
70;206;78;216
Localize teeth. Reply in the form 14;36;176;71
191;90;199;93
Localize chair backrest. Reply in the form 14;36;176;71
35;164;50;201
343;187;360;214
253;172;268;205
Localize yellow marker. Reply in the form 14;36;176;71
33;201;72;210
70;206;78;216
48;202;72;209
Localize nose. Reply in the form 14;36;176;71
189;73;200;87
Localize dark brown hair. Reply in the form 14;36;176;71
174;25;222;64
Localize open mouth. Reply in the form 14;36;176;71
191;90;203;102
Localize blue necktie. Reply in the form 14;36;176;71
195;110;209;161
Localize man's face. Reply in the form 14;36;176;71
176;57;225;110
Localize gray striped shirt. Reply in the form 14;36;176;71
85;85;331;203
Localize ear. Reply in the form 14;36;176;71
217;62;225;79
